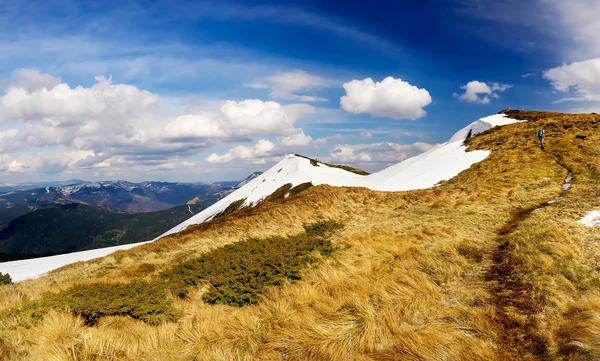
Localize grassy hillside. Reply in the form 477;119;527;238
1;110;600;360
0;203;206;259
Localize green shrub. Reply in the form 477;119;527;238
45;282;178;325
5;220;344;324
294;154;369;175
0;272;11;285
160;220;343;306
263;183;293;203
303;220;344;238
289;182;313;197
213;198;247;219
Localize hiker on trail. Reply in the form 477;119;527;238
536;128;545;150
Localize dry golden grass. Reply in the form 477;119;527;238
1;110;600;360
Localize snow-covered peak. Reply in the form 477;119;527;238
160;113;524;238
449;113;523;143
236;172;263;188
0;113;524;282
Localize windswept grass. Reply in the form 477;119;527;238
1;221;342;328
2;110;600;360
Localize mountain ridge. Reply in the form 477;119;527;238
4;110;600;360
159;113;516;238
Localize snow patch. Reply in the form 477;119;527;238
0;113;523;282
0;241;151;282
160;113;522;238
579;210;600;227
448;114;524;143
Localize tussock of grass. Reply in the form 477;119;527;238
3;110;600;360
2;221;342;327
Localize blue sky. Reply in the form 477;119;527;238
1;0;599;182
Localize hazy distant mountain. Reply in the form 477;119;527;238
0;179;85;193
236;172;263;188
0;179;246;224
0;203;206;261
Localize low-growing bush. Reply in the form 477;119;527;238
213;198;247;219
0;272;11;285
161;219;343;306
45;282;178;325
5;220;343;324
263;183;293;202
289;182;313;197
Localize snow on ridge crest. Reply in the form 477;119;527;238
449;113;524;143
161;113;523;238
0;113;524;282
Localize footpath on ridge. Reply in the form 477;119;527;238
485;147;573;360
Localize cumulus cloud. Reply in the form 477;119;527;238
205;128;328;165
359;131;373;139
327;141;437;166
543;58;600;103
340;77;432;120
0;70;318;177
246;70;329;102
1;69;62;92
206;139;275;164
453;80;512;104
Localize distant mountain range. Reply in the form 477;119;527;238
0;174;261;261
0;179;85;193
0;178;258;224
0;203;207;261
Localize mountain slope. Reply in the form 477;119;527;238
0;113;518;281
0;203;205;261
0;179;84;193
5;110;600;360
0;180;236;222
160;113;516;237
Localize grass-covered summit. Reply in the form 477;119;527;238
1;110;600;360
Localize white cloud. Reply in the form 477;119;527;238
543;58;600;102
454;80;512;104
206;139;275;164
0;71;318;177
1;69;62;92
457;0;600;60
244;82;269;89
340;77;432;120
359;131;372;139
0;75;159;125
277;131;314;147
326;141;437;167
547;0;600;59
267;70;328;99
205;127;328;165
246;70;330;103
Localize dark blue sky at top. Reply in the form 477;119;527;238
0;0;582;181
